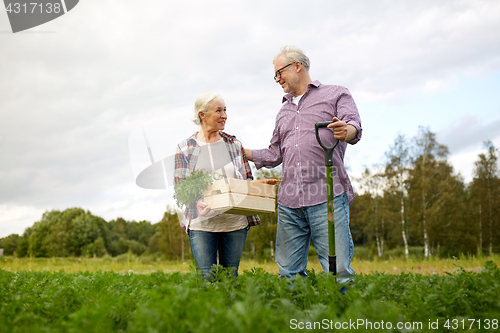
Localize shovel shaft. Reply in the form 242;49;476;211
326;165;335;257
315;121;338;275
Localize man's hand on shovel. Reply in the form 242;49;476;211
327;117;353;142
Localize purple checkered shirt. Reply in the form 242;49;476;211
253;81;362;208
174;131;261;231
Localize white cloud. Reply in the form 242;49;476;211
0;205;45;237
449;132;500;183
437;116;500;154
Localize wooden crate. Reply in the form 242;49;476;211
204;178;276;216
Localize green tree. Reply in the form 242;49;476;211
158;207;192;260
407;127;450;258
128;220;159;246
147;231;161;254
44;208;86;257
384;134;411;259
28;211;59;257
15;227;32;257
426;161;468;256
470;140;499;254
18;208;112;257
357;167;386;257
82;237;109;257
349;192;372;247
0;234;19;256
70;212;108;256
117;238;147;256
107;217;128;256
106;218;158;256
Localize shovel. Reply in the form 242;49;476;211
315;121;339;275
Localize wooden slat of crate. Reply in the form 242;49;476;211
204;193;275;216
204;178;276;198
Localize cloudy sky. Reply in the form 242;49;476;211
1;0;499;238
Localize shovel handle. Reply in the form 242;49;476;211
315;121;339;167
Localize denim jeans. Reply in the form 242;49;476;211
189;226;249;280
275;192;355;283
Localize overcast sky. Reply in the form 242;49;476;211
1;0;499;238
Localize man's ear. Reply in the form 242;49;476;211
295;61;302;73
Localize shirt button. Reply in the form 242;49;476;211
295;144;298;147
297;162;300;165
296;127;299;130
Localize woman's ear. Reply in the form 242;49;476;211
198;111;205;122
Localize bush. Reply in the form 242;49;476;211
102;254;113;262
118;238;147;256
116;251;136;263
81;237;108;258
408;246;425;259
353;246;371;260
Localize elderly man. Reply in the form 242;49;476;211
245;46;362;282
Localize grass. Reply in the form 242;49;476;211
1;261;500;332
1;253;498;275
2;254;500;332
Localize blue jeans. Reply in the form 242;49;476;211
275;193;355;283
189;226;249;280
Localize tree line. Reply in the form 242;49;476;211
0;208;160;258
0;127;498;260
350;127;499;258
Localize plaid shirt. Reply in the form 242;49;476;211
174;131;261;231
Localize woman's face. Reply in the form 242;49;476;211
200;99;227;131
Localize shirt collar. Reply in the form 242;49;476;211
282;80;321;103
187;132;198;146
219;131;235;142
187;131;234;146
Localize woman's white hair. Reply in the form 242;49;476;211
273;45;310;71
192;92;224;125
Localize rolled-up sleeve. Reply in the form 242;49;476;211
337;89;362;144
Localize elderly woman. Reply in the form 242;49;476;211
174;92;260;279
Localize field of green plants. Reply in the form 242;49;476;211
1;253;498;275
1;260;500;332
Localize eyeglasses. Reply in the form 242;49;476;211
274;62;295;81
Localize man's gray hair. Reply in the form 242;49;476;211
273;45;310;71
192;92;224;125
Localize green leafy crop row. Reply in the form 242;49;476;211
1;262;499;332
